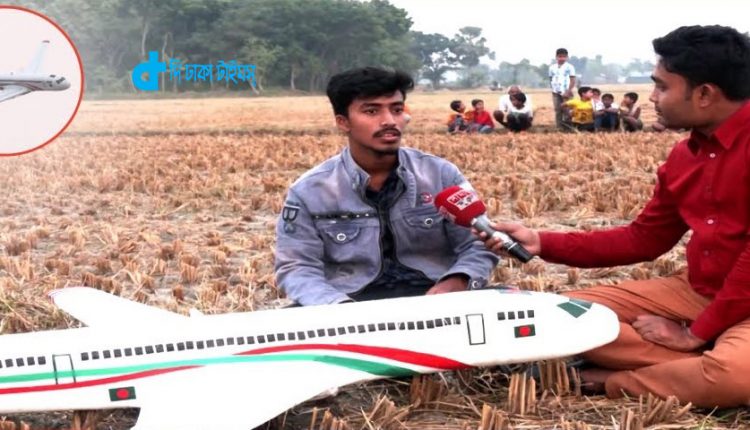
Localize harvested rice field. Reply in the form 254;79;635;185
1;89;748;429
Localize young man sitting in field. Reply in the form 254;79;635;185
499;92;533;133
562;86;595;132
493;85;533;125
275;67;498;306
478;25;750;408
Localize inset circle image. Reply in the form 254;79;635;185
0;6;84;156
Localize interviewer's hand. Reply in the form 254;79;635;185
426;275;468;295
473;221;541;257
632;315;706;352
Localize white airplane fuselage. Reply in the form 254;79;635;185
0;73;70;92
0;289;618;429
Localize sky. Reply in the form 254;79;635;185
387;0;750;66
0;7;82;155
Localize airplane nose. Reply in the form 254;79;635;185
62;80;71;90
583;303;619;346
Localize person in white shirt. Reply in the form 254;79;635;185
591;88;604;111
499;92;533;132
493;85;533;124
594;93;620;131
549;48;577;129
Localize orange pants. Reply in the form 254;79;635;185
565;270;750;407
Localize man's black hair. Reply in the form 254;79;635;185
602;93;614;100
450;100;463;112
592;88;601;95
326;67;414;117
653;25;750;101
578;86;592;97
556;48;568;56
471;99;484;107
624;92;639;102
510;92;527;104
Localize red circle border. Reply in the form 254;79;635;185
0;5;85;157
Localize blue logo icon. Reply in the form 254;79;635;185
131;51;166;91
132;51;257;91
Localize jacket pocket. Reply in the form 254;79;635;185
319;221;376;264
402;205;444;230
321;223;361;244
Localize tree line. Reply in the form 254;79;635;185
11;0;653;95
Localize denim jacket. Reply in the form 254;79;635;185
274;147;499;305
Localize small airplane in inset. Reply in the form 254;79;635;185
0;40;70;104
0;287;619;429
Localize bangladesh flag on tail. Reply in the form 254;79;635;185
109;386;136;402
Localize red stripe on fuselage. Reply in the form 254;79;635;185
0;344;467;396
238;344;469;370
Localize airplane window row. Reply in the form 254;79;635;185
0;355;47;369
78;316;462;363
497;309;535;321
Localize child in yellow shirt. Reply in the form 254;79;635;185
562;86;595;132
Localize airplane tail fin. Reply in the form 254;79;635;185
23;40;49;74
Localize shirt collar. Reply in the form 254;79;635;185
688;101;750;153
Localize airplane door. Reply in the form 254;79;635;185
52;354;76;384
466;314;486;345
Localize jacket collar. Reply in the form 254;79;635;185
341;147;412;198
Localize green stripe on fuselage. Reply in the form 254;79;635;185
0;353;416;386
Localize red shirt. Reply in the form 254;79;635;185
471;110;494;128
539;102;750;341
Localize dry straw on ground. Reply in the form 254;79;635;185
1;93;747;429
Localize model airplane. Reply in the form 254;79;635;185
0;287;619;429
0;40;70;103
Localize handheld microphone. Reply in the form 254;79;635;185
434;185;534;263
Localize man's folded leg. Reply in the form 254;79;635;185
604;318;750;407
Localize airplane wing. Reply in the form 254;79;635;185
23;40;49;74
0;85;31;103
49;287;188;328
131;359;363;430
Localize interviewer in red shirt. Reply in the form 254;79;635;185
479;25;750;408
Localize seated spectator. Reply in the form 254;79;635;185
446;100;468;133
594;93;620;131
562;86;596;132
620;92;643;132
494;85;534;124
466;99;494;134
591;87;604;112
500;92;533;132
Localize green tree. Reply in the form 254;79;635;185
412;26;494;89
410;31;454;88
451;26;494;68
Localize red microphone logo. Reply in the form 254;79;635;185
446;188;478;210
435;186;486;227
